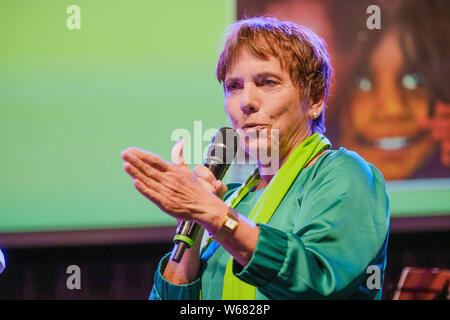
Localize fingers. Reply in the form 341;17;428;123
122;150;163;182
197;178;216;194
122;147;170;172
193;165;216;183
418;102;450;142
213;180;228;199
171;139;189;168
124;158;180;217
133;179;169;214
133;179;156;201
194;165;216;193
121;146;229;223
123;159;158;188
193;165;228;198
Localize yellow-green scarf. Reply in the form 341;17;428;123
221;133;331;299
199;133;330;299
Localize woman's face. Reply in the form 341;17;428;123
341;29;432;180
224;46;311;169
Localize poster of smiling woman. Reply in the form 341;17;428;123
237;0;450;181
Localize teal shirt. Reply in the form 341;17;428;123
150;147;390;300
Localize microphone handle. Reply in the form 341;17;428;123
170;221;201;263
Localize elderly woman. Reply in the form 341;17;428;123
122;16;389;300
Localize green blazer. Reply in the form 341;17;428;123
150;147;390;300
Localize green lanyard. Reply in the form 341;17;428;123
230;169;261;209
200;168;260;254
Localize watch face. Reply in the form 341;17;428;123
224;218;239;230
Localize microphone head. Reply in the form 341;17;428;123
204;127;239;179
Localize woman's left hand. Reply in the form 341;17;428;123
121;141;226;228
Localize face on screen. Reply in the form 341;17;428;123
341;28;433;180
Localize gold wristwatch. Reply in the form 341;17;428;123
212;207;240;243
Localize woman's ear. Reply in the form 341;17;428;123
309;97;325;119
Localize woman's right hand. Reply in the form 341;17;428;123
162;139;230;285
171;140;228;225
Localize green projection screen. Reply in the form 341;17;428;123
0;0;237;233
0;0;449;239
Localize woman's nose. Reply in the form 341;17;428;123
240;83;259;115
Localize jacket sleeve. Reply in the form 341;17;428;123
149;183;243;300
232;153;390;299
149;253;202;300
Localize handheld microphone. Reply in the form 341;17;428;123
170;127;239;263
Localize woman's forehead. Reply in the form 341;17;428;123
225;46;286;80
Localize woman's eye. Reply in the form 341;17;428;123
401;73;422;90
226;82;240;92
263;79;278;86
355;76;372;92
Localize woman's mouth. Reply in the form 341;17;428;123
241;123;269;132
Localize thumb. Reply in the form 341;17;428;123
171;139;189;168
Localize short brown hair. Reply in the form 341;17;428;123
216;16;332;134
